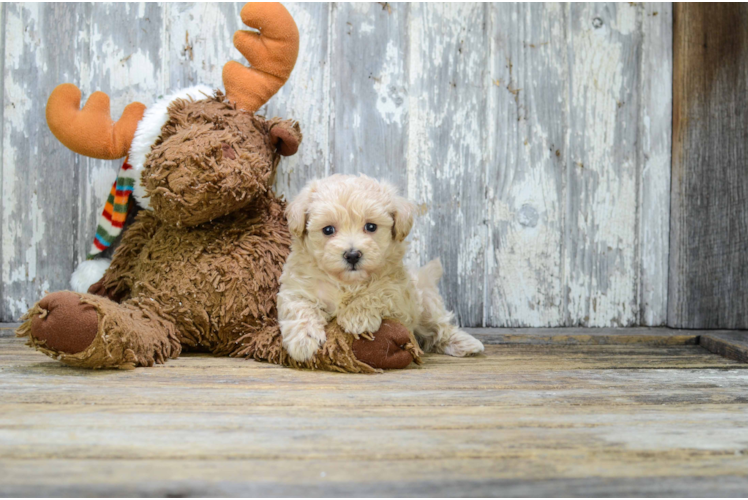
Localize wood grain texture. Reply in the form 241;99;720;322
0;3;5;321
329;3;408;183
700;332;748;364
565;3;641;327
407;3;488;327
638;3;672;326
484;3;672;327
669;3;748;329
3;469;748;497
485;3;567;327
2;4;83;319
0;323;20;336
0;3;674;327
1;337;747;496
465;327;700;346
164;3;238;92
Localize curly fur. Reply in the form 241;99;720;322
142;94;298;227
17;292;181;370
103;193;291;355
277;174;485;362
129;85;215;209
97;95;301;356
19;94;305;368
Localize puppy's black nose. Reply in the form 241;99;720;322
344;249;362;266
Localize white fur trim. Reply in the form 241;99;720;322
70;259;112;293
129;85;215;208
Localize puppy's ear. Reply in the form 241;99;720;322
286;181;316;238
390;194;416;242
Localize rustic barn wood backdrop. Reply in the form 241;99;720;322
1;2;673;327
670;3;748;330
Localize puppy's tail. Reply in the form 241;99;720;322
416;258;443;291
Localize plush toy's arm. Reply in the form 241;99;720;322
91;210;160;302
234;318;421;373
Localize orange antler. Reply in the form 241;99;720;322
46;83;146;159
223;2;299;112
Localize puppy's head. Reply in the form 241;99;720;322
286;174;415;283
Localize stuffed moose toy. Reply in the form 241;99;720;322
17;2;421;373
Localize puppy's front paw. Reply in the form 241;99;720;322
336;309;383;337
281;321;326;362
441;330;484;357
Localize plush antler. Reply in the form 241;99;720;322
46;83;146;159
223;2;299;112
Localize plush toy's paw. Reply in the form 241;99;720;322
281;320;327;362
29;291;99;354
352;319;421;370
440;329;485;357
336;309;383;337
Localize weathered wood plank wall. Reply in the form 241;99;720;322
669;3;748;329
0;3;672;327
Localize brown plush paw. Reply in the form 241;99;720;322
351;320;419;370
30;291;99;354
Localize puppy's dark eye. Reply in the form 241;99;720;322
364;223;377;233
322;226;335;236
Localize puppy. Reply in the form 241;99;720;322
278;174;485;362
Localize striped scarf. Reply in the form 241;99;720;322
87;157;136;259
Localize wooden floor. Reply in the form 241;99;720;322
2;326;748;497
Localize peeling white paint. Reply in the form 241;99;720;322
484;4;567;327
3;5;39;294
1;145;18;285
457;230;484;285
21;192;46;283
638;2;672;326
373;40;405;126
558;3;645;326
613;3;638;36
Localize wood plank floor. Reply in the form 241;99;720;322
2;330;748;497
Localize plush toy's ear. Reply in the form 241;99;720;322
389;189;415;242
269;119;302;156
286;180;316;238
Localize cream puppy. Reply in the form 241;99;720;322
278;174;484;362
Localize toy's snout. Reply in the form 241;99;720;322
140;97;290;227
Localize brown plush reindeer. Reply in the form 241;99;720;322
17;2;420;372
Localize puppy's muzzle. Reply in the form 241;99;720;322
344;249;362;268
